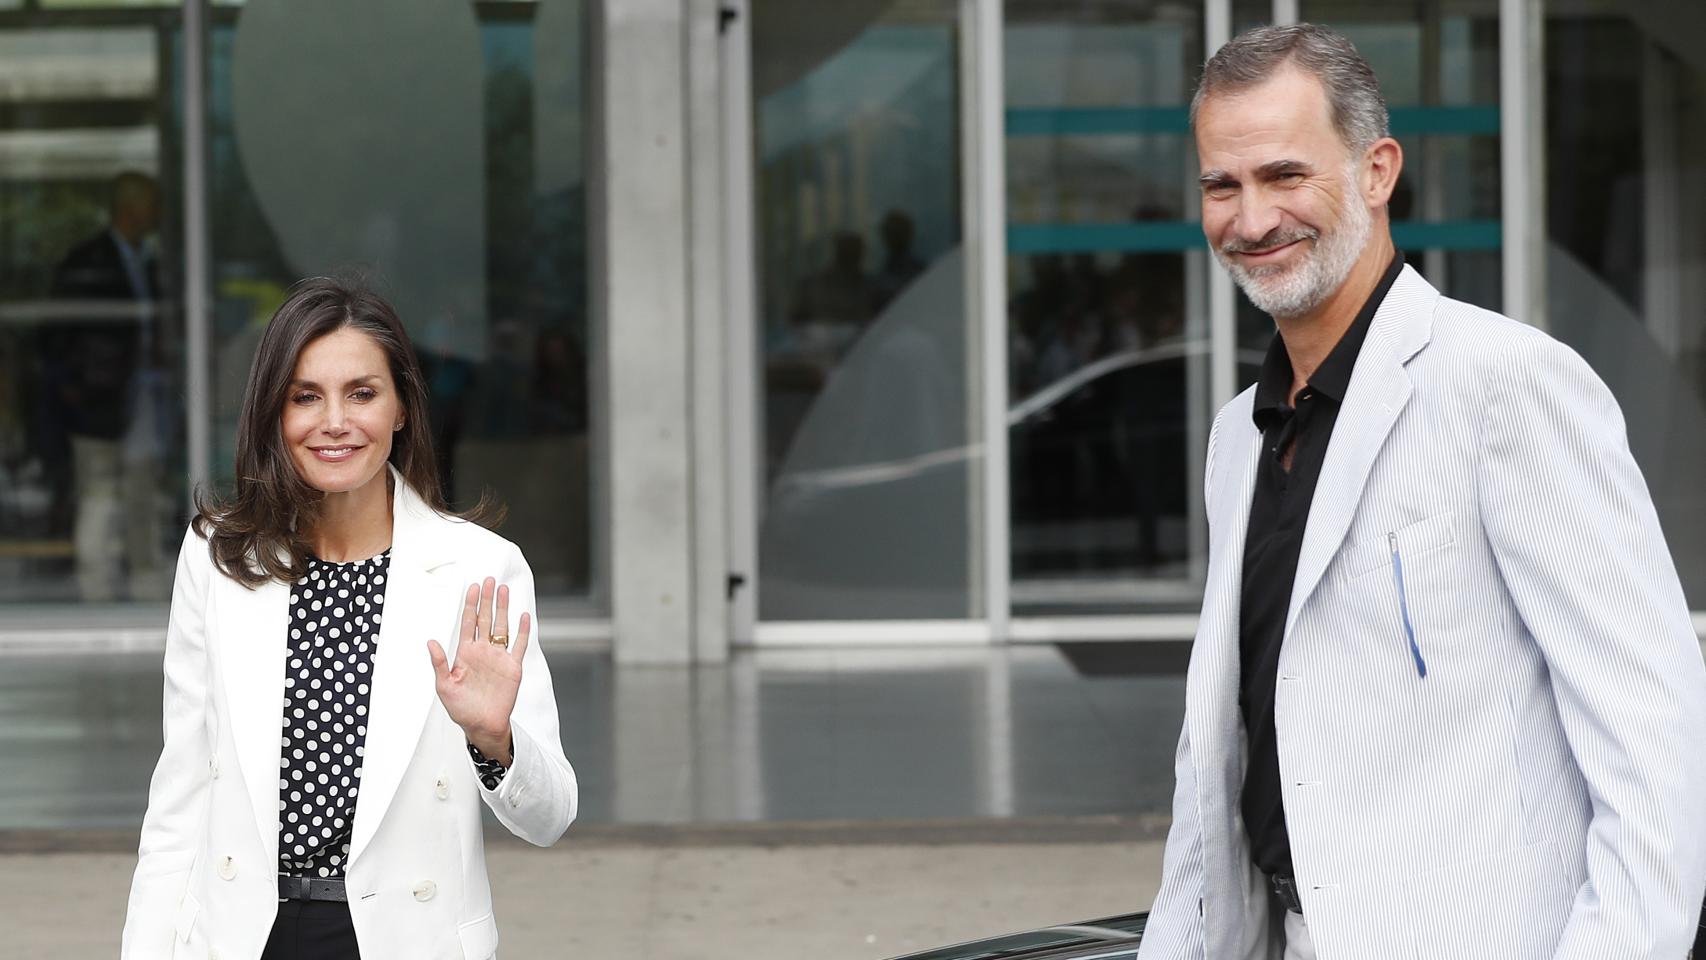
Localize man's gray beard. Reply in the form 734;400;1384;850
1215;174;1373;320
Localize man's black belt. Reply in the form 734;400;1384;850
278;874;347;902
1269;873;1304;915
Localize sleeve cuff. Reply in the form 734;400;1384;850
467;740;509;792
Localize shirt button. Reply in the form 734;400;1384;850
412;880;437;901
217;855;237;881
209;757;220;779
434;777;449;801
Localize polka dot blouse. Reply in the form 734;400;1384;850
277;550;388;880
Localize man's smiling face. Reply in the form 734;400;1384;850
1195;64;1374;319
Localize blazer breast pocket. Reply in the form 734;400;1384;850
1341;511;1461;676
1343;511;1457;581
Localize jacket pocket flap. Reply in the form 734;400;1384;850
175;892;200;944
1345;511;1457;579
457;913;500;959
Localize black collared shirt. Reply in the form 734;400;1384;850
1239;254;1404;879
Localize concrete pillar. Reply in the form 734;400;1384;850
598;0;694;664
684;0;732;662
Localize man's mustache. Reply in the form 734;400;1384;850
1221;228;1318;256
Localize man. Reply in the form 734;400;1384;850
872;209;925;311
1137;24;1706;960
47;170;167;601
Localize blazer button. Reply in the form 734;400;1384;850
209;757;220;780
217;855;237;881
412;880;437;902
434;776;449;800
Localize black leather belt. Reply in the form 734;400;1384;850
1269;873;1304;915
278;875;348;902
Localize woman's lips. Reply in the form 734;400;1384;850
309;445;363;463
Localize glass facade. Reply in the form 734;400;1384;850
0;0;593;609
0;8;184;604
750;0;984;620
4;0;1706;638
209;0;593;598
747;0;1706;630
1303;0;1502;309
1003;1;1210;615
1544;1;1706;606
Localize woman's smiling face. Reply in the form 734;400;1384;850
281;327;402;496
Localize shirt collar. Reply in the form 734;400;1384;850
1251;252;1404;430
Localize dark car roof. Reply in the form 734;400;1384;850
887;913;1146;960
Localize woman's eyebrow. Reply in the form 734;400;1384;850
288;374;382;389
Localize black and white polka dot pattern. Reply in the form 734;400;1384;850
469;741;509;791
277;549;389;880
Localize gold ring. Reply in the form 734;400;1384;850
488;633;509;648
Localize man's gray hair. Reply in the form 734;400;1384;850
1190;24;1390;155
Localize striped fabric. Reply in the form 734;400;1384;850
1137;266;1706;960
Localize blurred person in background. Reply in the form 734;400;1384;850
790;229;877;358
46;170;168;601
872;208;925;311
121;278;576;959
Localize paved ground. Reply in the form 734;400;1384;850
0;645;1187;830
6;831;1166;959
2;644;1179;956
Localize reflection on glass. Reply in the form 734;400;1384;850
1545;1;1706;605
204;0;592;598
1303;0;1502;312
42;1;173;7
0;14;183;604
1232;0;1270;36
1004;2;1208;613
752;0;979;620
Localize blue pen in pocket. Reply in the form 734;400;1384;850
1389;532;1428;678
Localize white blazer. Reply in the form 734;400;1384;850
1137;266;1706;960
122;468;578;959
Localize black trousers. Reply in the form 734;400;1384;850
261;899;361;960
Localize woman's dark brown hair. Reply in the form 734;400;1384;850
194;276;495;586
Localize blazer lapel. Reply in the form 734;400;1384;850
215;571;289;864
1284;266;1437;637
347;469;461;865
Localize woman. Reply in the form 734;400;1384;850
121;278;577;959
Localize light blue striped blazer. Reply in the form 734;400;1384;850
1138;265;1706;960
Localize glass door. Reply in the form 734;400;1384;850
0;6;185;605
1003;1;1213;616
747;0;986;623
1541;0;1706;607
